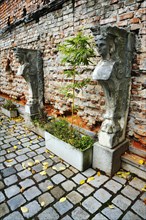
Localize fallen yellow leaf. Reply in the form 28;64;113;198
139;160;145;165
13;146;18;149
45;149;50;153
28;161;34;166
40;171;47;176
59;166;66;171
142;185;146;192
47;185;53;190
80;180;85;185
40;201;45;207
59;197;66;202
108;204;115;209
87;177;95;182
42;162;49;166
22;162;26;169
21;206;29;213
52;166;57;170
6;159;13;163
20;187;25;193
97;171;101;176
35;160;40;164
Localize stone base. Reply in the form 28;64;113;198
92;140;129;176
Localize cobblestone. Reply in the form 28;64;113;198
82;196;102;213
23;186;41;201
54;200;73;215
3;211;24;220
5;185;20;198
0;110;146;220
21;200;41;218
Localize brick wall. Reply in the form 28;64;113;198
0;0;146;146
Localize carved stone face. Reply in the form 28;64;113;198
95;36;109;59
13;48;25;65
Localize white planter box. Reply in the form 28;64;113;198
45;131;93;171
1;107;18;118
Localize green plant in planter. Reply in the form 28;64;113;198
58;31;95;123
2;100;17;111
45;118;94;151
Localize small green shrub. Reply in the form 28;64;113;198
44;119;94;151
2;100;17;111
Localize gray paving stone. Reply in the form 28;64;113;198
21;200;41;219
0;149;6;156
72;173;86;184
52;173;66;184
82;196;102;213
1;143;11;149
35;147;45;154
140;192;146;200
129;178;146;191
8;194;26;211
4;174;18;186
18;169;32;179
50;186;65;199
46;167;56;176
54;200;73;215
33;155;46;162
61;215;73;220
39;180;53;192
88;174;109;187
112;194;131;211
4;158;17;167
67;191;83;204
122;211;142;220
1;167;16;177
16;154;28;162
30;144;40;150
112;175;127;184
20;137;30;143
15;164;23;171
23;186;41;201
16;148;30;155
33;163;44;173
62;169;74;178
121;185;140;200
0;164;5;170
39;141;45;147
26;151;37;157
19;178;35;189
77;183;95;196
0;181;5;190
38;192;54;207
92;213;108;220
38;207;59;220
61;180;76;192
0;203;9;218
0;191;5;203
131;200;146;219
0;156;6;162
94;188;112;203
71;207;90;220
5;185;20;198
102;206;123;220
104;179;122;193
3;211;24;220
33;173;47;182
6;153;17;159
82;168;96;177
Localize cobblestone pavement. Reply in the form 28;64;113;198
0;111;146;220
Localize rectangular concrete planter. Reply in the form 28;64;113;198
45;131;93;171
1;107;18;118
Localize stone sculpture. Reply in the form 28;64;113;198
91;26;135;175
13;47;44;119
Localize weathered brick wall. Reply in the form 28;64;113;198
0;0;146;145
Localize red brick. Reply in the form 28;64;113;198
119;12;134;20
117;20;128;27
130;17;140;24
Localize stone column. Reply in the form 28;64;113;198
91;26;135;175
13;47;44;122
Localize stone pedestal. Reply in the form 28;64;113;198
93;140;129;176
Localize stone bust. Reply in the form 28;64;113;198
91;26;135;148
